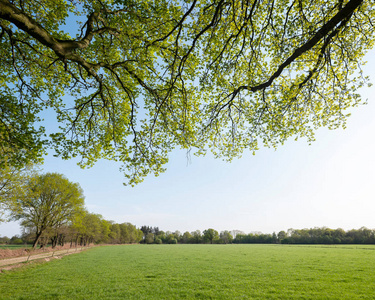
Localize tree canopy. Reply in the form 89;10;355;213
0;148;35;222
0;0;374;184
12;172;85;248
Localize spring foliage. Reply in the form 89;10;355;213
0;0;374;184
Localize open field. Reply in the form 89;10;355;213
0;244;374;299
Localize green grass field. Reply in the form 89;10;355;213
1;244;374;299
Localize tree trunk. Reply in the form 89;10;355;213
51;235;58;248
59;234;65;246
32;231;43;249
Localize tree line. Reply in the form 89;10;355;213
1;218;143;248
138;227;235;245
3;224;375;247
137;226;375;245
233;227;375;245
2;166;375;247
0;167;143;249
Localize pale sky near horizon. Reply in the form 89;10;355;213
1;48;374;238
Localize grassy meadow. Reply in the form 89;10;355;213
1;244;374;299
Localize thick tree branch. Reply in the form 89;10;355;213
234;0;364;95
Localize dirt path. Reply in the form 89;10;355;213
0;247;88;268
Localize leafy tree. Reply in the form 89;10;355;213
0;160;36;222
109;222;121;244
156;230;166;243
173;231;182;242
219;230;233;244
12;172;85;249
203;228;219;244
152;227;160;236
140;226;152;236
9;235;23;245
181;231;193;244
191;230;203;244
120;222;143;244
79;212;108;245
1;0;374;184
145;233;155;244
277;231;287;243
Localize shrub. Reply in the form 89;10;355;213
11;238;24;245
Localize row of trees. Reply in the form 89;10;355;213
280;227;375;245
3;223;375;247
0;165;143;248
233;227;375;244
2;164;374;247
139;227;235;244
0;217;143;248
137;226;375;245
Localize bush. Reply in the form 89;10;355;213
145;233;155;244
11;238;24;245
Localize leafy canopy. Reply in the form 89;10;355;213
0;0;374;185
12;172;85;247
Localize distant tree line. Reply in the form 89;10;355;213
138;227;235;245
3;226;375;247
280;227;375;245
233;227;375;245
136;226;375;245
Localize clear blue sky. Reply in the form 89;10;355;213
1;49;374;238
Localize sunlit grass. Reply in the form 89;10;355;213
1;244;375;299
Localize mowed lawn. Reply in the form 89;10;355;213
1;244;375;299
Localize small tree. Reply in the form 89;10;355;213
203;229;219;244
181;231;193;244
12;173;85;249
145;233;155;244
10;235;23;245
220;231;233;244
191;230;203;244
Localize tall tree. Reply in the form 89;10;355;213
203;228;219;244
79;212;105;245
12;172;85;249
191;230;203;244
219;230;233;244
0;0;374;184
